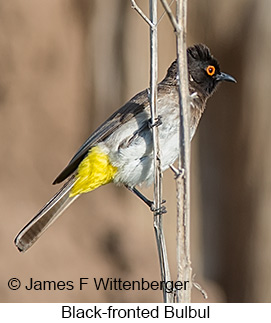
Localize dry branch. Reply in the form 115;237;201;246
130;0;154;27
160;0;192;302
131;0;173;303
175;0;192;302
131;0;193;303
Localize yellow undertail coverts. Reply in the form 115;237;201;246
70;146;117;197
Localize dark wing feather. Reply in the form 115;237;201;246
53;89;149;184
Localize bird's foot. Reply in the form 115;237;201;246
126;186;167;215
150;200;167;215
148;115;162;129
170;164;184;179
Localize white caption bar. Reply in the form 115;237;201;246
1;303;269;322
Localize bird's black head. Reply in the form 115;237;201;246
187;44;236;96
162;44;236;97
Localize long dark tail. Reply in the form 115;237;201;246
14;176;78;252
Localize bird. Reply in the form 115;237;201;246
14;44;236;253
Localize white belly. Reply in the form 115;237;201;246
103;96;180;187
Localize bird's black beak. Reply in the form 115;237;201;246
216;72;237;83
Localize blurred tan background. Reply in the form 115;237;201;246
1;0;271;302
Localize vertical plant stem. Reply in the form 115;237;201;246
175;0;192;303
160;0;192;303
131;0;174;302
149;0;172;303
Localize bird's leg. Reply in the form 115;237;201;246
126;186;167;215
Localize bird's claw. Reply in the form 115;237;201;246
148;115;162;129
150;201;167;215
170;164;184;179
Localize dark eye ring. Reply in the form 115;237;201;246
206;65;215;76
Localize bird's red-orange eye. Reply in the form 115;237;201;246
206;65;215;76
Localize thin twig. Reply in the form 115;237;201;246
149;0;160;221
157;0;175;25
130;0;155;28
149;0;173;303
160;0;181;32
192;274;208;300
131;0;172;303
